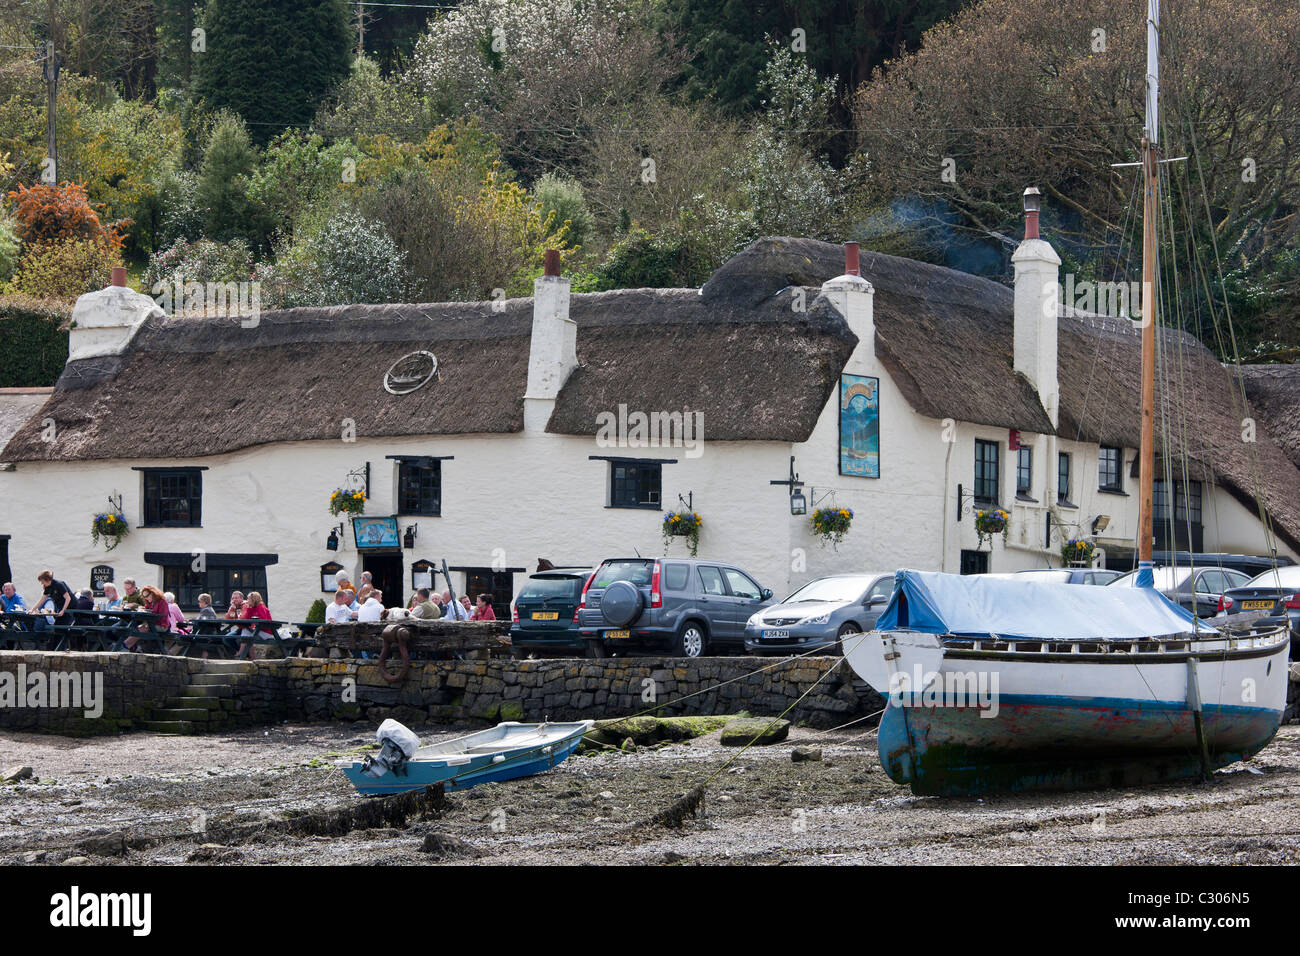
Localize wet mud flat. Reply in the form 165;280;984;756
2;722;1299;865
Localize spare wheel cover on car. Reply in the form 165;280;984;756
600;580;643;627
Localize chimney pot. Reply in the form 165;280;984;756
845;242;860;277
111;266;127;287
543;249;561;278
1022;186;1042;241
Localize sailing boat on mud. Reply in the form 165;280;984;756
843;0;1292;797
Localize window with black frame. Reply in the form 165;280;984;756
974;440;999;504
398;460;441;516
1058;452;1072;504
1016;446;1033;497
1098;446;1124;492
161;564;268;611
142;470;202;527
610;461;661;508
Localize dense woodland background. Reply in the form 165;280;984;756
0;0;1295;368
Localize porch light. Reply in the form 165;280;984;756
326;529;339;551
1092;514;1111;534
790;490;808;515
1023;186;1042;214
403;524;418;549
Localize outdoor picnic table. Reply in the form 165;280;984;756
0;608;167;652
170;617;317;659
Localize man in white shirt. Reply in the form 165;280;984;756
441;589;468;620
357;589;385;623
326;589;356;624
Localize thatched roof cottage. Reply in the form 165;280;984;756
0;216;1295;620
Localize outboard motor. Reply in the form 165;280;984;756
360;719;421;779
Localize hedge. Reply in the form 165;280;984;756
0;297;71;387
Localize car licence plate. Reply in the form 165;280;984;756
605;629;629;639
1242;600;1274;610
763;629;790;640
531;612;559;620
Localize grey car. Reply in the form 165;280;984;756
1222;565;1300;652
1108;564;1251;618
743;573;896;656
577;557;775;658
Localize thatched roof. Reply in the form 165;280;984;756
700;237;1055;434
0;281;858;461
1236;364;1300;470
546;287;855;441
0;388;51;462
2;303;533;462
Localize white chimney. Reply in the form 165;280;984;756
69;267;164;362
1012;187;1061;428
820;242;875;352
523;249;577;432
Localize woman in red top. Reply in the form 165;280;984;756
125;585;169;651
470;593;496;621
236;591;272;659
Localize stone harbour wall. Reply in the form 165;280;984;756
0;652;196;735
0;652;886;736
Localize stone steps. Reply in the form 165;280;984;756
141;661;254;734
151;707;215;722
165;696;223;710
190;674;240;687
138;720;195;735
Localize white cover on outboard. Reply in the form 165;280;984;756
376;718;420;757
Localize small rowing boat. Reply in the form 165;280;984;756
344;718;593;796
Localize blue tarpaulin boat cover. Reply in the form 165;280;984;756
876;569;1216;640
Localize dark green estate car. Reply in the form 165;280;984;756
509;569;593;656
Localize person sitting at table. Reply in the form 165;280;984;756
225;590;246;620
120;578;142;607
34;571;73;634
460;594;474;617
470;593;497;621
441;589;468;620
124;585;169;651
325;589;357;624
357;589;384;623
102;583;122;610
235;591;273;659
355;583;374;605
195;593;217;621
410;588;441;620
2;582;27;613
163;591;190;634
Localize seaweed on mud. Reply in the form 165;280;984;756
643;784;706;829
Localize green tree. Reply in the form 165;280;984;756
194;0;352;144
196;112;264;247
533;173;594;249
663;0;969;113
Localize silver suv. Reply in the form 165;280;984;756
577;557;775;658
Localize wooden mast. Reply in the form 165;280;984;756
1138;0;1160;564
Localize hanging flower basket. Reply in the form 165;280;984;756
662;511;702;557
811;506;853;548
91;512;129;551
1062;538;1097;567
329;488;366;516
974;508;1009;549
